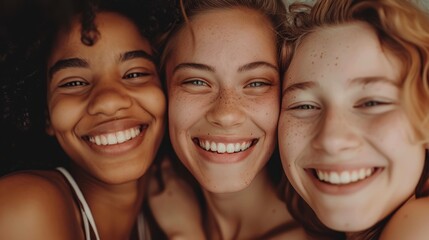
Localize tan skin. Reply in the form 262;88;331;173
150;7;306;240
0;11;166;240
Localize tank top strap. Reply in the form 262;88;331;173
137;212;152;240
56;167;101;240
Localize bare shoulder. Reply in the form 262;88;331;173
380;197;429;240
0;170;82;240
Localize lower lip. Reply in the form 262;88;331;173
307;168;383;195
86;130;146;155
194;143;255;164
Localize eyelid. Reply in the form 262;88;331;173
353;98;395;108
123;66;154;78
288;104;319;110
56;76;89;88
58;80;88;88
245;80;272;88
123;72;152;79
182;78;210;86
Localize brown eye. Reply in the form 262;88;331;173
123;72;151;79
59;81;88;88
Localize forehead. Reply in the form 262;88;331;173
48;12;152;65
285;21;401;86
170;8;277;63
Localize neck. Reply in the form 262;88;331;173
203;168;293;240
70;166;147;240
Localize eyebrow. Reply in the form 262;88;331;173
282;81;317;97
120;50;156;63
48;58;88;79
173;61;277;74
237;61;278;72
349;76;399;87
173;62;215;74
282;76;399;97
48;50;155;80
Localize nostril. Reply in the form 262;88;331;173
87;89;132;116
206;107;246;127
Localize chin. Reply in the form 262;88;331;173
201;177;252;194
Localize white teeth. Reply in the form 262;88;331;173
116;131;126;143
88;126;141;146
340;171;351;184
107;133;117;145
226;144;235;153
234;143;241;152
315;168;375;185
210;142;217;152
198;139;254;154
218;143;226;153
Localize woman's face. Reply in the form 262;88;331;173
46;12;166;184
166;8;280;193
279;22;426;232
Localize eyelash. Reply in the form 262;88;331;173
289;104;319;110
59;80;88;88
354;100;389;108
123;72;151;79
183;79;208;86
246;81;271;88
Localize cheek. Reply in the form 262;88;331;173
250;94;280;134
168;90;204;132
139;86;166;119
48;97;83;132
366;112;419;155
278;113;309;164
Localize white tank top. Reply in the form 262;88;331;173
56;167;149;240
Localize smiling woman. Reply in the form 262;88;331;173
280;0;429;239
0;0;174;239
146;0;307;239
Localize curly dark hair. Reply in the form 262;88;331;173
0;0;179;176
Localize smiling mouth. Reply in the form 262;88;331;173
193;138;258;154
83;125;146;146
312;167;382;185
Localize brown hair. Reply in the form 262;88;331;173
281;0;429;239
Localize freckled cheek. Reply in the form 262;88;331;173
278;114;309;163
168;93;201;133
249;97;280;131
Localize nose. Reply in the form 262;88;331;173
311;109;361;155
206;88;246;128
87;82;132;116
